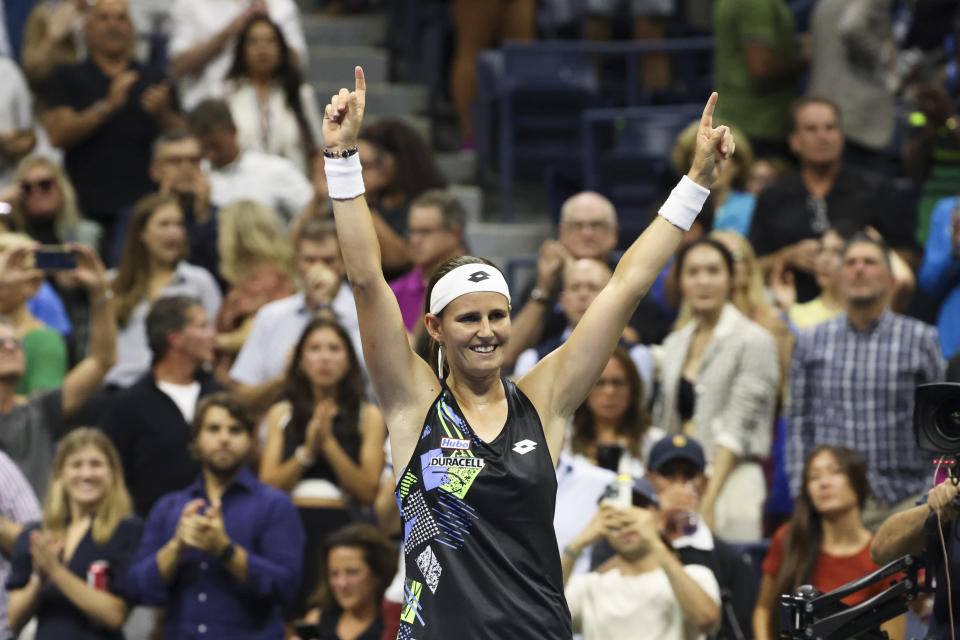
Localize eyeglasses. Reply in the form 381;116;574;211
595;377;628;390
161;154;202;165
0;336;23;351
565;220;612;233
406;226;446;239
21;178;55;195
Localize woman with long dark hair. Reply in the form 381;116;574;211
106;193;222;388
7;428;142;639
294;523;398;640
260;317;385;612
224;15;322;176
569;347;659;475
319;68;732;638
753;446;905;640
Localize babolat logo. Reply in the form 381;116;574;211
467;270;490;283
441;437;471;450
429;457;485;469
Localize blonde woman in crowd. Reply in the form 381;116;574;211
710;230;794;396
214;199;296;381
106;193;221;388
7;428;142;639
6;156;101;248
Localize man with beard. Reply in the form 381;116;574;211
561;476;720;640
786;234;945;531
126;392;304;638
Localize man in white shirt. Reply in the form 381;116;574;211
187;98;313;225
561;476;720;640
169;0;306;110
229;218;362;411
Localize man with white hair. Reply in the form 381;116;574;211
504;191;619;369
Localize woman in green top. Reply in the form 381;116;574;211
0;233;67;394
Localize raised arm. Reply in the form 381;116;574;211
62;245;117;419
519;94;733;453
322;67;440;468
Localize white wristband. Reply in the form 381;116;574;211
323;154;365;200
657;175;710;231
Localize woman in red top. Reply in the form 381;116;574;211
752;445;905;640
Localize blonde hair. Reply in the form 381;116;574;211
671;121;754;190
42;428;133;546
10;156;84;234
0;232;38;267
112;193;185;326
217;200;294;284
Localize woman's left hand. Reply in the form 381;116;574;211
29;530;64;578
67;244;109;296
305;400;336;455
687;92;735;189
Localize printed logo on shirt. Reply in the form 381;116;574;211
440;437;471;450
421;447;484;499
512;439;537;455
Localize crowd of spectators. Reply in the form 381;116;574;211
0;0;958;638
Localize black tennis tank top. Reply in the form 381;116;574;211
394;379;572;640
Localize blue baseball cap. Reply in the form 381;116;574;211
647;434;706;473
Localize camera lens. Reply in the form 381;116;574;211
936;400;960;429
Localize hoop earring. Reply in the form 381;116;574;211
437;344;444;380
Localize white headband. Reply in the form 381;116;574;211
428;263;511;315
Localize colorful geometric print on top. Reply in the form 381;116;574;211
394;379;572;640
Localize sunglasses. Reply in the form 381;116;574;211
0;336;23;351
21;178;55;195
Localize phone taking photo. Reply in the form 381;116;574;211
35;246;77;271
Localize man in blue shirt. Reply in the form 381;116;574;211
787;233;945;531
126;392;304;639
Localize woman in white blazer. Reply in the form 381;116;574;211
223;16;322;177
653;237;779;542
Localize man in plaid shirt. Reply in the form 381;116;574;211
787;233;945;530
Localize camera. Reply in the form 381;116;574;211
914;383;960;455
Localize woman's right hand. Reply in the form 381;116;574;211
321;66;366;152
304;400;337;456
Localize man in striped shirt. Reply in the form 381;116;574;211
786;233;946;531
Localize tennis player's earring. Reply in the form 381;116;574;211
437;344;445;379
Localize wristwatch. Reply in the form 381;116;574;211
218;542;236;563
530;287;551;305
322;145;359;159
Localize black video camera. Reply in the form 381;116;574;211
914;382;960;508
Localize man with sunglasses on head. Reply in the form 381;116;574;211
561;475;721;640
0;244;116;497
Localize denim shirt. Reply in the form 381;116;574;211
126;469;305;639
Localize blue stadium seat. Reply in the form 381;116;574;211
581;104;704;241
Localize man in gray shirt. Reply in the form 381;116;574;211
0;244;117;496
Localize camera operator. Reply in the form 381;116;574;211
871;477;960;637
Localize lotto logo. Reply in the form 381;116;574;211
512;439;537;455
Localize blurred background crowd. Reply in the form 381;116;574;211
0;0;959;638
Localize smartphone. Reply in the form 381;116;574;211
595;444;623;473
35;246;77;271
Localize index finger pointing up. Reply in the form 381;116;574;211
700;92;718;131
355;66;366;95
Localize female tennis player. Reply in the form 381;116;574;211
321;66;733;639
